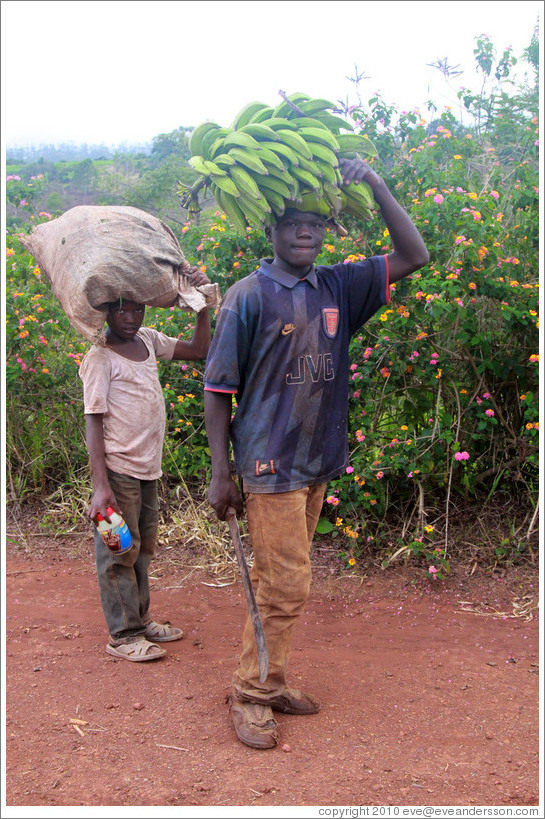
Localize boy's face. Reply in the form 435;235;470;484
268;210;326;274
106;299;145;341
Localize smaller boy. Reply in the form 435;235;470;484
79;268;211;662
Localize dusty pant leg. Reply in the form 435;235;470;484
134;478;159;624
233;484;326;701
93;471;149;643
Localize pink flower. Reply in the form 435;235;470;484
428;566;438;578
455;451;470;461
433;194;444;204
346;466;354;474
376;471;384;479
485;409;495;417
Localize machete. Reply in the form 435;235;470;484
226;507;269;683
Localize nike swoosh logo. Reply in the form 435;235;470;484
282;324;295;336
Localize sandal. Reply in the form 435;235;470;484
144;620;184;642
106;636;166;662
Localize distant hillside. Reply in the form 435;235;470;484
6;142;153;163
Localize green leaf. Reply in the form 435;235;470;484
315;518;336;534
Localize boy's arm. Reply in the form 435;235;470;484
171;266;212;361
85;413;120;522
339;158;429;282
171;306;211;361
204;390;244;520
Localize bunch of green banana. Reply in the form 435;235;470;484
178;92;379;231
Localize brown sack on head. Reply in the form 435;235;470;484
20;205;220;345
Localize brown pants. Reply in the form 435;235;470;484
233;484;326;702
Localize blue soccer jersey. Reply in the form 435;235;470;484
204;256;390;493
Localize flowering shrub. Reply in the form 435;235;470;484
5;34;539;572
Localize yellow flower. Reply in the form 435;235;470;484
424;525;434;533
348;558;356;566
401;425;408;431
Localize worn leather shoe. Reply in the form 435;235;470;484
266;688;320;715
228;695;279;749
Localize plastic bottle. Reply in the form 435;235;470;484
96;507;133;553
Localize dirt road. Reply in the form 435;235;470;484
4;537;540;810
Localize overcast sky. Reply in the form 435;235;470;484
1;0;541;148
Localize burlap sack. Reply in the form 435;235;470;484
21;205;220;345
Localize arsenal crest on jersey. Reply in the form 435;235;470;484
322;307;339;339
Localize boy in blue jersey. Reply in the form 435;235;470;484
204;157;429;748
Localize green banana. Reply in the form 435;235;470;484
322;181;344;215
205;159;228;176
294;152;324;177
276;129;313;160
335;133;379;157
288;92;311;105
214;186;249;233
262;164;299;197
201;126;229;160
314;159;339;185
188;155;213;176
228;147;269;176
264;117;300;132
298;127;340;151
230;163;266;201
298;191;331;217
309;112;354;133
250;106;275;123
237;193;272;227
272;99;299;118
292;116;331;131
341;181;375;215
189;122;221;156
258;146;287;172
258;140;300;167
209;134;229;159
304;140;339;167
232;101;270;130
259;186;286;215
298;97;337;115
239;123;280;141
213;152;236;168
290;165;322;192
209;172;241;198
222;130;262;151
251;172;293;200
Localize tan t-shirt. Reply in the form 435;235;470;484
79;327;178;480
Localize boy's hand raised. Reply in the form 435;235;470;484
339;157;383;192
182;263;211;288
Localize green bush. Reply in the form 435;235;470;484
5;33;539;573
